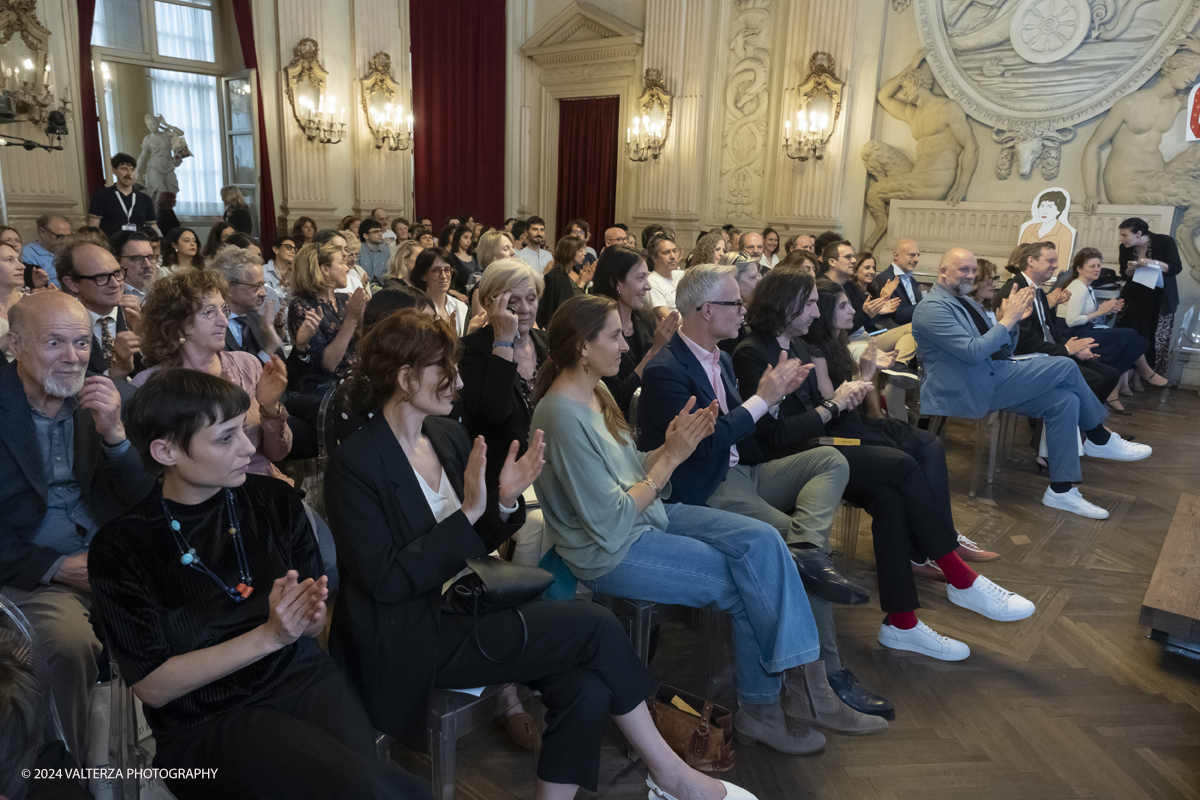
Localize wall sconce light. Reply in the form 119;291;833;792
360;52;412;152
782;52;844;162
285;38;345;144
0;0;65;126
626;68;672;162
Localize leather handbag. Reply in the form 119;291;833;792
648;684;737;773
441;557;553;663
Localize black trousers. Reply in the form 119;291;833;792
1076;358;1120;403
838;445;959;613
434;600;655;791
155;664;431;800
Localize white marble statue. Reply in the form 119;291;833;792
1082;37;1200;278
136;114;187;197
862;51;980;251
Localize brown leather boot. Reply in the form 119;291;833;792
783;661;889;735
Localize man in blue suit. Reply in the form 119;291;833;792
912;248;1151;520
873;238;924;327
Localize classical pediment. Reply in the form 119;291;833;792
521;1;643;66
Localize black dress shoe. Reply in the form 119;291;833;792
827;668;894;718
790;547;871;605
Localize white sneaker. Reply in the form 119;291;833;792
1083;432;1151;461
948;575;1035;622
647;776;758;800
877;620;970;661
1042;486;1109;519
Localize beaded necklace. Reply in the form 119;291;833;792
162;488;254;602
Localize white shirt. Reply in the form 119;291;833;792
515;247;553;272
335;267;367;295
759;253;779;270
894;267;917;304
646;270;678;312
87;307;120;344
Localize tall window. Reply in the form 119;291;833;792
92;0;223;216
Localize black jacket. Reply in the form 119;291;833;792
88;306;135;375
1118;231;1181;314
732;329;828;461
324;414;525;745
873;265;924;327
459;325;548;489
224;311;284;360
603;308;656;418
0;362;154;589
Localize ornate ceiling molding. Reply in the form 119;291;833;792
521;1;644;69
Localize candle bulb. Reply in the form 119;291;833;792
407;114;412;133
784;119;790;143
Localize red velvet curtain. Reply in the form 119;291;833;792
409;0;506;227
231;0;276;246
78;0;105;198
555;97;619;249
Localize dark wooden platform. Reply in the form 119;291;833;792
395;390;1200;799
1141;493;1200;654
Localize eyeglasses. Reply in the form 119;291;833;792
198;303;231;321
120;254;156;265
40;228;67;242
230;281;266;291
74;267;127;286
698;299;744;311
277;243;296;252
428;266;454;277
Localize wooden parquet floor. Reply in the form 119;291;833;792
396;390;1200;799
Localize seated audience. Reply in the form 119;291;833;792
590;245;680;417
291;215;316;246
156;192;181;240
784;233;816;255
135;267;291;480
325;310;753;800
357;219;390;285
739;232;764;266
88;153;158;238
913;248;1151;520
638;265;898;719
646;234;684;320
223;232;261;256
532;293;881;752
0;292;155;760
201;221;234;260
55;236;143;380
340;215;362;239
804;279;896;419
777;247;820;276
208;244;284;362
411;224;435;248
336;230;368;295
23;213;70;287
287;240;367;394
969;258;1000;325
163;226;205;272
370;208;390;239
515;215;552;272
221;186;253;234
997;242;1122;412
564;218;597;259
447;225;479;290
852;252;879;299
383;239;423;290
390;217;409;242
1;242;24;354
538;235;589;328
263;235;296;313
89;369;429;799
689;231;727;267
602;226;627;251
460;259;547;490
409;247;467;335
111;230;157;300
760;227;780;270
872;239;923;327
1058;247;1166;397
715;253;761;354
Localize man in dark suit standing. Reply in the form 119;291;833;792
996;241;1120;406
0;292;154;759
56;236;143;380
211;244;284;363
873;238;924;328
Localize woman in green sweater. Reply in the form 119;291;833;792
530;295;837;758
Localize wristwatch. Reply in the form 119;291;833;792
821;399;839;421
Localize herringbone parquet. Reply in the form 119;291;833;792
396;390;1200;799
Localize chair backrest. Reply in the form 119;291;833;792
1179;303;1199;347
0;594;67;762
629;386;641;441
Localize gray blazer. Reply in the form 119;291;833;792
911;282;1018;419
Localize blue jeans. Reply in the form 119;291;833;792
584;503;820;705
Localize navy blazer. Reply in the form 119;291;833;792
638;332;764;506
224;311;285;360
874;265;924;327
0;361;153;589
911;282;1018;419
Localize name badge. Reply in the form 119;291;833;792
121;224;137;232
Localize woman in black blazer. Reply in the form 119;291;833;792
1116;216;1181;375
325;310;741;800
459;259;548;490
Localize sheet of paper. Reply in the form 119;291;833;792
1132;266;1162;289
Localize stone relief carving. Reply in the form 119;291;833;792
1082;37;1200;278
717;0;772;221
913;0;1200;176
992;124;1075;179
862;52;979;251
538;59;637;86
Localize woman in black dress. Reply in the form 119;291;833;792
1116;216;1181;379
286;237;368;395
537;235;589;328
90;369;429;799
590;245;679;418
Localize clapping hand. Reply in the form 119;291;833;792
1046;287;1070;308
652;311;681;350
263;571;329;648
1098;298;1121;315
498;429;546;510
879;276;900;300
663;397;718;464
1066;337;1098;360
755;351;809;407
858;341;896;381
294;308;320;351
830;379;874;413
346;287;369;322
255;355;288;407
999;286;1035;327
466;309;489;335
258;299;283;353
461;436;489;524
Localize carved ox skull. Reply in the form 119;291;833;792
992;127;1076;180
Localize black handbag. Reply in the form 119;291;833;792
441;557;554;663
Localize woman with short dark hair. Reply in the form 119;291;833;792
409;247;467;334
1115;216;1180;384
537;235;589;328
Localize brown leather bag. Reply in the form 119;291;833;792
647;684;737;773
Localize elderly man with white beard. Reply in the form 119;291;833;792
0;291;154;758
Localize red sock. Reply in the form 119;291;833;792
886;611;918;630
934;551;978;590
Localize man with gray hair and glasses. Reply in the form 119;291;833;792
639;264;891;751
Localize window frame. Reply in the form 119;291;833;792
92;0;224;72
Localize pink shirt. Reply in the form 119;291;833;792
677;331;768;467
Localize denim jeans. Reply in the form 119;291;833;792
584;503;820;705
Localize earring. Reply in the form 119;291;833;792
583;361;590;376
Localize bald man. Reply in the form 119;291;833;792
739;232;764;263
603;226;626;250
1;291;154;758
912;248;1150;520
873;238;924;328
